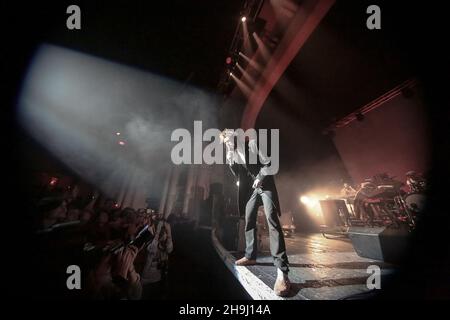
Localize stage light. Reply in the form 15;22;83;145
229;72;233;76
236;180;240;187
241;16;247;22
118;141;125;146
300;195;320;207
299;192;328;221
300;195;310;205
116;132;121;136
225;57;232;65
300;194;323;218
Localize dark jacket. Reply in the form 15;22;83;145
227;139;281;217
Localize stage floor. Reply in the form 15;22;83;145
212;231;397;300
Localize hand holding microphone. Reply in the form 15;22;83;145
252;178;262;189
220;129;234;146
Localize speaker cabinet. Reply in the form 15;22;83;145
348;226;410;262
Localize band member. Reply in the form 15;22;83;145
353;181;378;223
219;129;290;297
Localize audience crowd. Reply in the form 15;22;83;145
33;179;180;300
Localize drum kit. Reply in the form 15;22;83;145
404;193;426;213
395;172;427;229
403;172;427;216
321;172;427;237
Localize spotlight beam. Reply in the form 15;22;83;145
238;52;262;73
230;73;252;97
252;32;272;63
241;19;253;55
236;63;256;87
18;44;219;208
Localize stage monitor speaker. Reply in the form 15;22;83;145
348;226;410;263
320;199;348;227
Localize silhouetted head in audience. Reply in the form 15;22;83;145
98;211;109;225
66;203;81;221
80;209;93;224
109;209;122;224
126;211;137;224
38;196;67;228
121;207;135;219
102;198;115;212
150;211;164;225
67;208;80;221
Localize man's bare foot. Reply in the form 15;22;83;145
235;257;257;266
274;272;291;297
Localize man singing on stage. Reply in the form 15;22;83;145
219;129;290;297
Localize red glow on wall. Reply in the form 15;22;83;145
332;85;430;184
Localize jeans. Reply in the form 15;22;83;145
244;188;289;273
